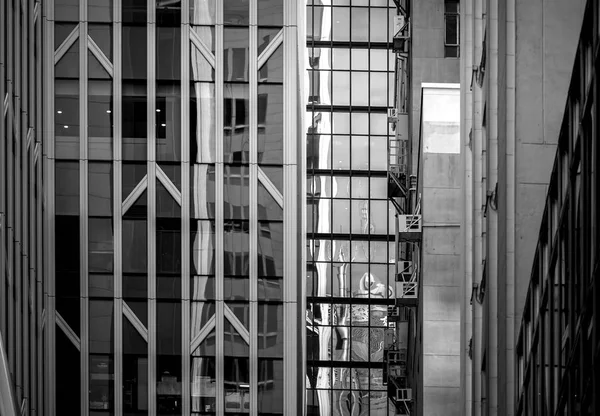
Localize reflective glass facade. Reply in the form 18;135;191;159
45;0;303;415
516;2;600;414
304;1;400;414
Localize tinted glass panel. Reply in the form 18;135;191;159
157;27;181;79
223;0;249;25
190;0;215;25
258;84;283;164
90;300;114;353
89;0;112;21
156;82;182;161
257;359;283;413
89;218;114;273
89;24;113;59
55;162;80;215
55;0;79;21
223;28;249;81
123;26;147;79
257;0;283;26
223;84;249;163
122;0;147;23
190;83;215;163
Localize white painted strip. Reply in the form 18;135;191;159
189;28;216;68
122;174;148;215
257;29;283;70
88;35;114;78
223;304;250;345
156;165;182;206
189;314;216;353
55;312;81;351
54;25;79;65
122;301;148;343
257;167;283;208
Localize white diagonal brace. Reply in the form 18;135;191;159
88;35;114;78
156;165;182;206
54;25;80;65
189;28;216;68
122;175;148;215
3;94;8;117
258;167;283;208
223;304;250;345
257;28;283;70
56;312;81;351
190;314;216;353
122;301;148;343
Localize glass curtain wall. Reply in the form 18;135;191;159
48;0;299;415
305;1;397;415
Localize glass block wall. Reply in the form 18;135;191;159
304;1;399;415
45;0;303;415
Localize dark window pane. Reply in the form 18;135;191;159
157;302;182;415
123;219;147;273
54;23;77;50
122;163;146;201
89;80;113;159
224;165;249;219
89;0;112;22
157;27;181;79
55;162;79;215
223;28;249;81
224;221;249;276
90;300;114;354
56;271;79;302
190;83;215;163
190;220;215;275
122;0;147;23
89;163;113;216
223;84;249;163
258;45;283;83
122;82;148;159
89;273;114;298
190;165;215;219
190;0;215;25
157;180;181;218
89;218;114;273
258;0;283;26
123;26;147;79
55;40;79;78
226;302;249;328
89;51;111;79
223;0;249;25
258;304;283;357
55;0;79;21
157;275;181;299
89;24;113;60
90;355;114;411
157;302;182;355
445;14;459;45
259;166;283;193
157;0;181;26
258;221;283;277
127;299;148;327
56;330;80;415
123;316;148;412
157;218;181;274
257;359;283;413
55;79;79;155
156;83;182;161
124;190;148;218
55;216;80;274
56;296;80;335
257;84;283;164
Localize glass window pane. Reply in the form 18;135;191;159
123;26;147;79
90;355;114;411
89;273;114;298
122;82;147;160
89;218;114;273
89;24;113;60
351;72;368;106
224;277;249;300
351;48;369;70
258;0;283;26
56;330;80;414
258;221;283;277
157;302;182;416
55;217;80;274
55;79;79;158
223;0;249;25
223;28;249;81
191;277;215;301
157;218;182;274
157;0;181;26
190;0;215;25
224;83;249;163
258;45;283;83
90;300;114;354
55;162;79;215
54;23;77;50
89;80;113;159
191;220;215;275
258;304;283;357
258;278;282;301
224;221;249;276
224;165;249;220
55;0;79;21
89;163;112;216
190;47;214;82
122;0;147;23
258;182;283;221
370;8;391;42
122;163;146;201
190;83;215;163
257;359;283;413
331;7;349;41
191;357;216;413
157;27;181;80
258;84;283;164
157;83;182;161
350;8;369;42
332;71;350;106
223;358;250;411
123;219;147;273
190;165;215;218
89;0;112;22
